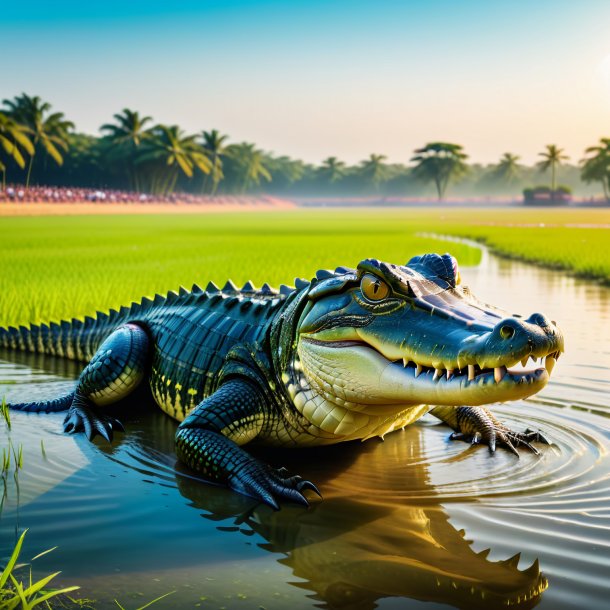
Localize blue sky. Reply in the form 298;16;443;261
2;1;609;164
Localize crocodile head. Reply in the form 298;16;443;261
293;254;564;414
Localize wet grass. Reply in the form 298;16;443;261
0;529;174;609
0;207;608;327
0;529;79;609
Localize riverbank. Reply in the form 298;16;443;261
437;208;610;285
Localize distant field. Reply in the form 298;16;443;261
0;207;608;327
0;210;479;326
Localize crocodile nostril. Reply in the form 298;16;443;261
500;325;515;340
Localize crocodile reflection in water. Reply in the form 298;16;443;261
170;421;548;609
2;351;548;609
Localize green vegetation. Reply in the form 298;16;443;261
1;209;609;328
488;153;521;186
1;397;11;430
537;144;569;192
0;530;79;609
113;591;175;610
1;529;173;609
0;93;608;199
0;211;481;326
0;114;34;189
449;223;610;280
2;94;74;189
581;138;610;202
410;142;469;200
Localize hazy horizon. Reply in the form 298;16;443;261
2;0;609;166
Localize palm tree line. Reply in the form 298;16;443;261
0;93;608;201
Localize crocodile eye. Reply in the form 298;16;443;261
360;274;390;302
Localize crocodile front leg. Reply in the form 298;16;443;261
175;378;319;509
429;405;549;456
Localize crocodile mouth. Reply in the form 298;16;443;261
299;337;560;406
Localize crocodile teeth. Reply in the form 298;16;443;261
403;358;409;368
433;368;443;382
521;357;528;367
446;368;454;380
468;364;476;381
545;356;556;374
494;366;507;383
414;364;423;378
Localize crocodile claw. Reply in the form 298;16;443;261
445;407;549;458
63;402;124;443
229;464;320;510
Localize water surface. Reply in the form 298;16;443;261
1;252;609;609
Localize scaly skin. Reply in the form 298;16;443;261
2;253;564;507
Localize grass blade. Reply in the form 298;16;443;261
0;529;27;589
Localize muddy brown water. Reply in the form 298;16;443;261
1;250;609;610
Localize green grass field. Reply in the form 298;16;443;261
1;207;608;327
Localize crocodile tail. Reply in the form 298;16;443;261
7;391;74;413
0;308;129;363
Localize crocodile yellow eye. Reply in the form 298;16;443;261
360;274;390;301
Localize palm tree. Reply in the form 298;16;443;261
410;142;469;200
359;154;390;190
226;142;271;193
267;155;306;190
136;125;211;194
100;109;153;191
491;153;521;183
317;157;346;184
537;144;569;192
201;129;229;195
0;112;34;189
581;138;610;203
2;94;74;188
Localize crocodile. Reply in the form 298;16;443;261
1;253;564;508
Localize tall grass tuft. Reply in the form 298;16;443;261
0;529;80;609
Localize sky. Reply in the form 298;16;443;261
1;0;609;166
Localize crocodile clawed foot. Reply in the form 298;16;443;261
62;400;124;443
229;464;321;510
444;406;549;458
450;424;546;457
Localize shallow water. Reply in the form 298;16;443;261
1;252;609;610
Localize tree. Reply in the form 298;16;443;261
100;109;153;191
226;142;271;193
410;142;469;200
581;138;610;202
537;144;569;192
317;156;346;184
2;94;74;188
0;112;34;188
491;153;521;183
136;125;211;194
359;154;390;190
266;155;306;192
201;129;229;195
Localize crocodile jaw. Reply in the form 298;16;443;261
298;338;552;408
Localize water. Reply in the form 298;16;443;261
1;251;609;610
